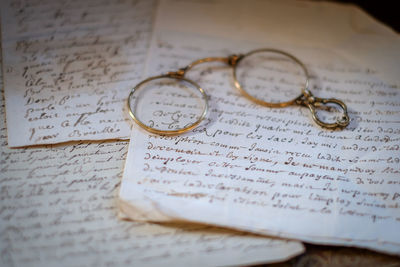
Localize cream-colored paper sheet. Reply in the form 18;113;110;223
0;64;304;267
119;0;400;255
1;0;154;147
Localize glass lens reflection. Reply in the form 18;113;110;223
235;51;307;105
129;77;206;132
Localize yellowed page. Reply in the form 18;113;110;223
1;0;154;147
119;0;400;256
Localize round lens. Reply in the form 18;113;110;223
234;49;308;107
128;76;208;134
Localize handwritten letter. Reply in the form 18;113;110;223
120;29;400;256
0;67;304;266
1;0;154;147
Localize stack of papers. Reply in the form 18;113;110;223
1;0;399;266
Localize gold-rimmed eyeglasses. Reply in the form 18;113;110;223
128;48;349;135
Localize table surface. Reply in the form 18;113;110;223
260;244;400;266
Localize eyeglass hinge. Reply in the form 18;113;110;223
167;67;187;79
227;54;242;66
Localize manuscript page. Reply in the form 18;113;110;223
119;0;400;256
0;65;304;265
1;0;154;147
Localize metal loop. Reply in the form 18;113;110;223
296;93;350;128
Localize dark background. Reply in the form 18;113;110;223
338;0;399;32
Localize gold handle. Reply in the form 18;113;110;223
296;90;350;129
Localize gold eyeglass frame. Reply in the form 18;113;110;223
128;48;350;135
127;75;208;135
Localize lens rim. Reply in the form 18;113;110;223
127;75;208;135
232;48;309;108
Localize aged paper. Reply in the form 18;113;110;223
1;0;154;147
119;0;400;255
0;67;304;266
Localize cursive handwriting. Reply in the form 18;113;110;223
2;0;154;146
121;31;400;255
0;60;304;266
